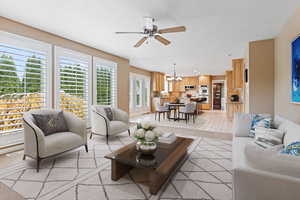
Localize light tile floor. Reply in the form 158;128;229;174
130;111;233;134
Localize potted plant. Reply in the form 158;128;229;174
133;123;161;155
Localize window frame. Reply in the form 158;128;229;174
0;31;52;109
129;72;151;114
92;57;118;107
54;46;92;121
0;31;52;135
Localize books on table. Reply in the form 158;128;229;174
159;132;176;144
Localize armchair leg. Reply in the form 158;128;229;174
106;134;109;144
23;155;26;160
128;129;131;136
85;144;88;152
89;132;93;139
36;157;40;172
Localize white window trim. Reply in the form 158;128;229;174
92;56;118;107
54;46;92;121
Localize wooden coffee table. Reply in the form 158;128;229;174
105;137;193;195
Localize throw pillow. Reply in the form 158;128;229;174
283;121;300;147
233;112;253;137
249;114;272;137
255;127;285;141
282;142;300;156
104;107;114;121
32;111;69;136
254;128;283;148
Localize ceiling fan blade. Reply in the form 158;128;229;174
158;26;186;34
115;32;144;34
134;37;148;47
154;35;171;46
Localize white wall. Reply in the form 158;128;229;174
275;6;300;123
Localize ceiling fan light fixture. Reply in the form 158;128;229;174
144;17;154;30
116;17;186;48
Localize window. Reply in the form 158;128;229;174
93;57;117;107
129;73;150;114
55;47;92;120
136;79;142;107
0;31;51;135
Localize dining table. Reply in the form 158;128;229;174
166;103;186;121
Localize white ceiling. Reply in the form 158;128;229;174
0;0;299;76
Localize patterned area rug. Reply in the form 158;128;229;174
0;128;232;200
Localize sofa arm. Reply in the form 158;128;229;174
63;111;87;142
91;110;110;135
22;117;45;158
113;108;129;123
233;167;300;200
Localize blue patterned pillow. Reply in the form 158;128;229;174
282;142;300;156
249;114;272;137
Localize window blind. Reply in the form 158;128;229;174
94;60;117;106
57;53;91;120
0;43;48;134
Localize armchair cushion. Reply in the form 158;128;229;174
32;111;68;136
110;121;129;135
41;131;84;158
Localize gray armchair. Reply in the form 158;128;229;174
90;105;130;144
22;109;87;172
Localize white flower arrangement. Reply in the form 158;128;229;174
133;123;161;144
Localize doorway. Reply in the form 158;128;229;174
212;81;226;111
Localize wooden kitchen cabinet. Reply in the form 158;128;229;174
173;81;184;92
232;59;244;89
152;72;165;92
201;104;211;110
226;103;243;120
198;75;211;85
226;71;233;93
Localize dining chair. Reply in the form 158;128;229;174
155;102;170;121
179;102;197;123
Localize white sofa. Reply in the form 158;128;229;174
233;114;300;200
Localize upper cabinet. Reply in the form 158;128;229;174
232;59;244;89
198;75;211;85
226;71;233;93
168;76;199;92
152;72;165;92
187;77;198;86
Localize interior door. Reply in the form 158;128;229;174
213;83;222;110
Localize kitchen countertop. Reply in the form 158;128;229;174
226;102;243;104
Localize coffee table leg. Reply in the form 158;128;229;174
149;171;168;195
111;160;132;181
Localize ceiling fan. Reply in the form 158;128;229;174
115;17;186;47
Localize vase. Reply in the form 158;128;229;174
136;141;157;155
